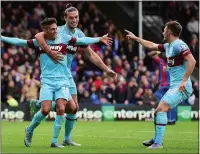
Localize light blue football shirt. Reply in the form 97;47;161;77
158;39;192;88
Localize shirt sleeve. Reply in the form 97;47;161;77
27;39;38;49
66;35;100;46
158;43;168;52
176;42;191;58
78;29;88;48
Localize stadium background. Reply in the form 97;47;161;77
1;1;199;153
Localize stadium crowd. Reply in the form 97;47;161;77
1;1;199;107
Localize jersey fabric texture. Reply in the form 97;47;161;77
58;25;87;95
158;39;192;108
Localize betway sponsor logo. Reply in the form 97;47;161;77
1;109;24;121
50;45;62;51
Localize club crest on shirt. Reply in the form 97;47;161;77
180;44;187;51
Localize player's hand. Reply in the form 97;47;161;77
148;51;161;57
48;50;64;63
178;80;187;93
124;29;137;40
100;34;113;46
106;69;117;81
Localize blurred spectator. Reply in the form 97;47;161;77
134;88;144;106
139;75;151;90
113;76;128;105
34;3;46;19
189;34;199;66
187;17;199;34
1;1;199;107
142;88;157;107
149;74;159;92
7;80;20;103
121;61;133;80
113;33;120;52
127;79;138;104
113;56;122;74
20;78;40;103
89;84;100;104
93;74;103;90
99;84;109;104
131;56;139;70
80;91;93;104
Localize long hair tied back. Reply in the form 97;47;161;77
66;3;72;9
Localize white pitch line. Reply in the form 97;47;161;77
137;130;198;134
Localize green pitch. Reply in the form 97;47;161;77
2;121;198;153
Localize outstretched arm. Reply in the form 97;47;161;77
83;46;117;80
73;34;112;46
1;36;28;47
124;29;162;51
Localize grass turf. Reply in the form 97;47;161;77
1;121;198;153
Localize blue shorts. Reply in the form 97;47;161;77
39;78;72;102
154;86;169;102
161;86;192;109
68;77;77;95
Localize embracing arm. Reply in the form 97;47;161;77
35;32;63;63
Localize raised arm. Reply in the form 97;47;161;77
83;46;117;80
124;29;163;51
35;32;63;63
1;36;37;49
1;36;28;47
72;34;112;46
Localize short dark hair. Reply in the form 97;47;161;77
165;21;182;37
40;18;57;29
64;3;78;16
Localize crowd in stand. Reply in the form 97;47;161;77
1;1;199;107
162;1;199;65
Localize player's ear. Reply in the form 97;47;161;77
64;15;67;21
42;28;48;35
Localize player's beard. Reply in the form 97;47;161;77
70;22;78;28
